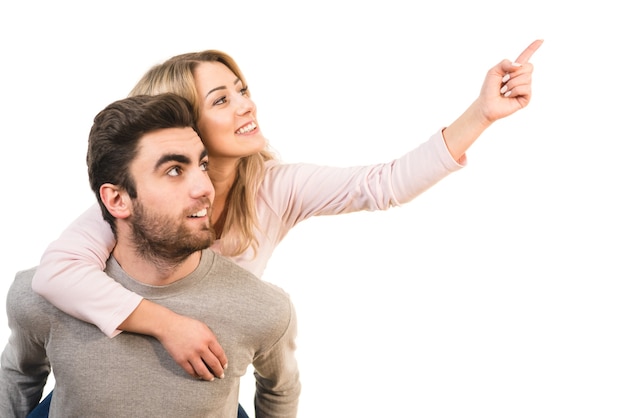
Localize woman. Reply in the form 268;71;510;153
31;40;542;409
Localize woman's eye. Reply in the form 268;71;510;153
167;167;181;177
213;96;227;106
240;86;250;96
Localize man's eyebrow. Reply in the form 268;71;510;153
205;77;241;99
154;154;191;171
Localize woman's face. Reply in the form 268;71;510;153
193;61;267;161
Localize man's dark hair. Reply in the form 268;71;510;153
86;93;198;233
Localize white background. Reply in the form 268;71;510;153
1;1;624;417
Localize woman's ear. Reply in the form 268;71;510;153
100;184;132;219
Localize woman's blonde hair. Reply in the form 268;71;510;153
129;50;275;257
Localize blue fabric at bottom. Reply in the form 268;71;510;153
26;391;52;418
237;403;250;418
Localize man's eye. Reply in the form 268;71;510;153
167;167;181;177
200;161;208;172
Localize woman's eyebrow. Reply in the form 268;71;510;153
205;77;241;99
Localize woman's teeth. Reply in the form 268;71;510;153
236;122;257;134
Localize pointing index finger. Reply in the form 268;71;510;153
514;39;544;64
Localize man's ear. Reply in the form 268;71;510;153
100;184;132;219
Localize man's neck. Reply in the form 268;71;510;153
111;244;202;286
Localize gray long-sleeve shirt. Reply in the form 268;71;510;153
0;249;300;417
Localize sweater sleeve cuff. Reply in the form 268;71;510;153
102;294;144;338
435;127;467;168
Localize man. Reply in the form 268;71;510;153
0;93;300;417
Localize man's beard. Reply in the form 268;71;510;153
130;199;215;265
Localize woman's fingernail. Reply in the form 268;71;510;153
500;85;508;94
502;73;510;83
504;91;512;97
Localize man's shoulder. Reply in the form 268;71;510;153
209;251;265;282
209;251;292;301
10;266;38;296
6;266;52;322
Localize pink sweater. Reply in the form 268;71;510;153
32;129;464;337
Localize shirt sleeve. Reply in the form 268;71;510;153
30;203;143;337
252;299;301;418
261;129;465;227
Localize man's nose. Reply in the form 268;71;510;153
190;169;215;203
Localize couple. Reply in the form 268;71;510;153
1;39;541;416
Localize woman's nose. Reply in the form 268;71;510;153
235;94;255;116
